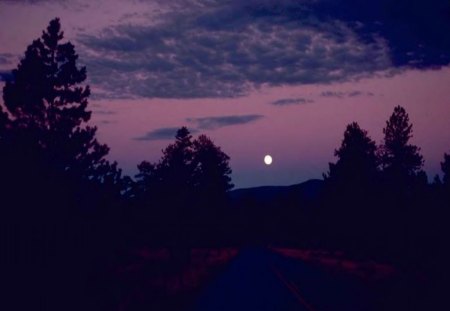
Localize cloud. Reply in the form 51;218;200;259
321;91;346;98
134;114;263;142
348;91;374;97
347;91;363;97
310;0;450;68
5;0;444;99
79;0;392;99
321;90;374;98
187;114;264;130
271;98;314;106
134;127;191;141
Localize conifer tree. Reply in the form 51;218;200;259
325;122;378;188
0;18;122;208
192;134;233;201
380;106;424;178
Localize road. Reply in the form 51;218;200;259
192;248;375;311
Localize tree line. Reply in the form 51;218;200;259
2;17;449;259
311;110;450;311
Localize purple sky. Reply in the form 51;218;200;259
1;0;450;188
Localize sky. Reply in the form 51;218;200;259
1;0;450;188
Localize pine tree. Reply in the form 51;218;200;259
135;128;233;212
325;122;378;190
0;19;127;309
2;18;109;178
158;127;195;199
380;106;424;178
321;122;380;241
192;134;233;200
135;127;195;210
0;18;120;209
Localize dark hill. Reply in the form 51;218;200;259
228;179;324;206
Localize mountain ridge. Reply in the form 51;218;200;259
229;179;324;203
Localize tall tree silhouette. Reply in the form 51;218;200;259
322;122;379;238
2;18;109;177
325;122;378;189
135;128;233;210
135;127;195;221
0;18;128;311
379;106;424;180
0;18;120;210
159;127;195;197
377;105;426;244
135;127;196;266
134;128;234;248
192;134;233;203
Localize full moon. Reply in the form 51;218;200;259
264;155;273;165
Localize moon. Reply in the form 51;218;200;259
264;155;273;165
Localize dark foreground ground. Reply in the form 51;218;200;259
111;247;436;311
194;248;376;311
6;244;441;311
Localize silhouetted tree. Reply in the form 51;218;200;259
134;161;158;201
2;18;105;171
134;128;234;249
135;128;233;212
0;18;129;311
134;127;195;251
325;122;378;190
136;127;233;211
140;127;196;264
377;106;426;213
379;106;424;180
370;106;429;269
135;127;195;209
158;127;195;201
192;134;233;203
0;18;123;211
322;122;380;243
